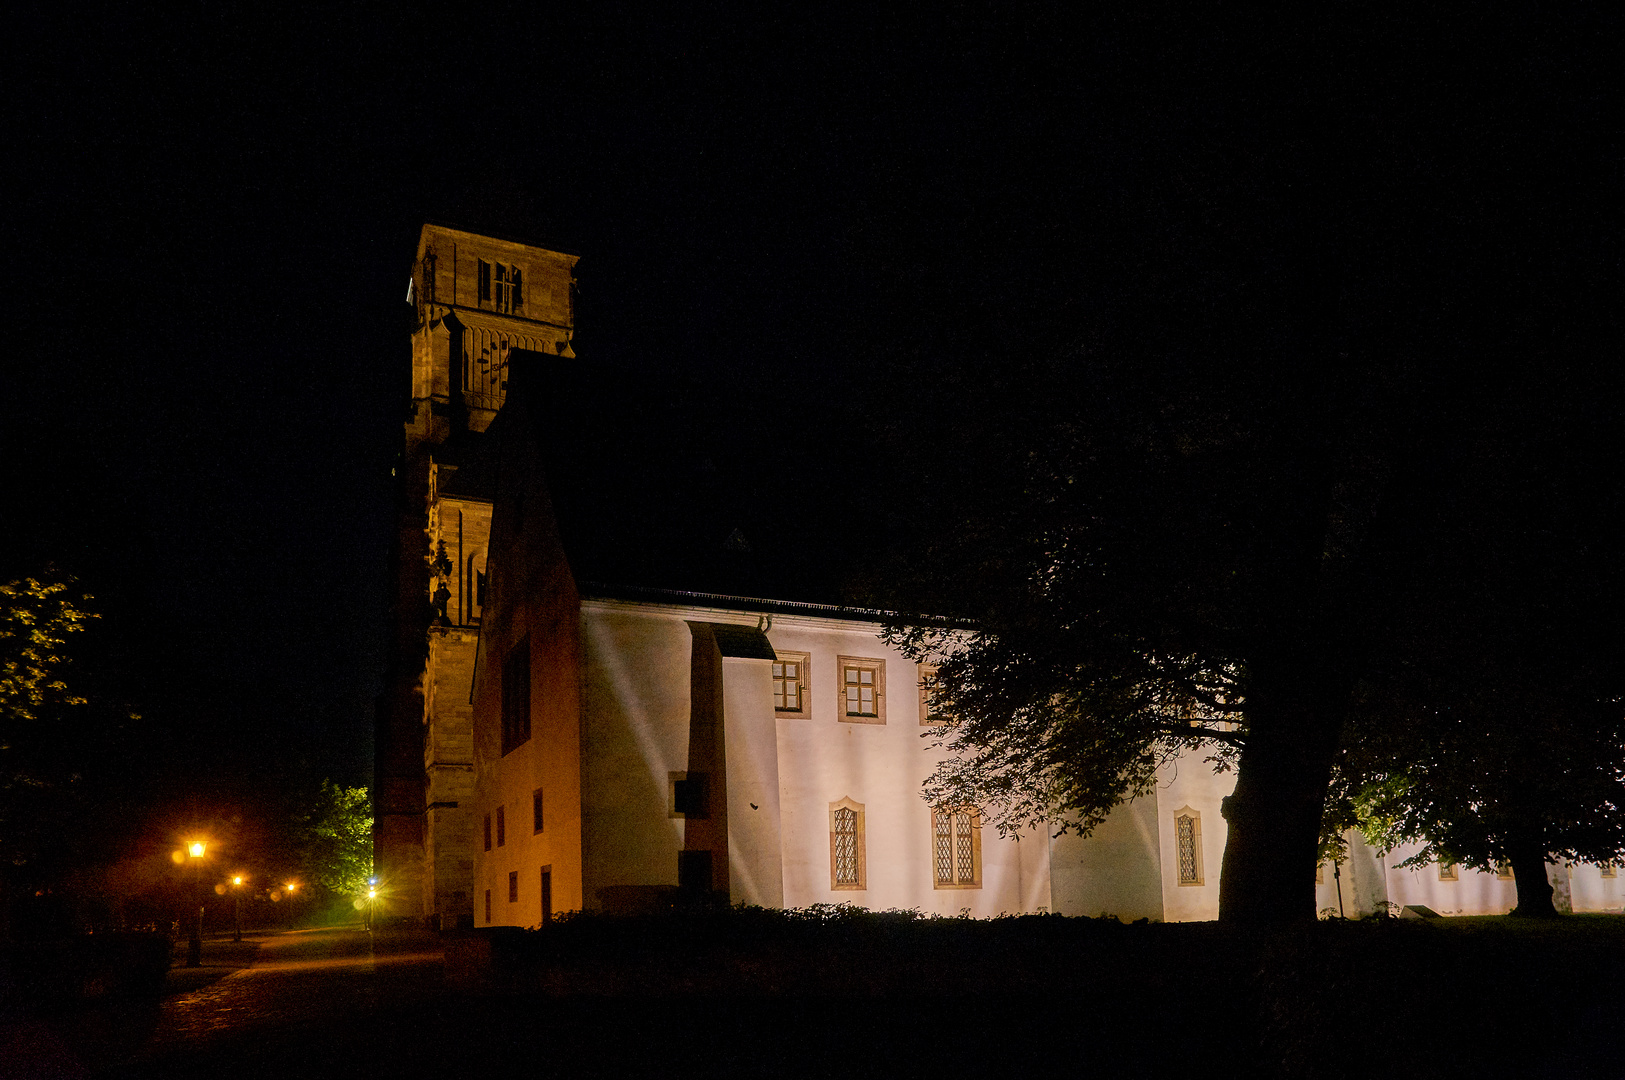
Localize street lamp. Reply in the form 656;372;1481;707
231;875;245;942
366;879;378;932
185;840;208;968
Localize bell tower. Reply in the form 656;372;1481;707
377;224;579;925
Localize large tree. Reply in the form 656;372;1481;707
1328;375;1625;916
868;17;1619;924
885;347;1446;923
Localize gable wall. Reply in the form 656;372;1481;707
469;409;585;928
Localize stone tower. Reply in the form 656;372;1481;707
376;224;578;925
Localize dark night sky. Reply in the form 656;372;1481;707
3;8;1619;821
1;7;1101;801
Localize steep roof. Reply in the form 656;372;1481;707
483;349;868;608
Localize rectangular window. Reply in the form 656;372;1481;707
478;259;491;302
508;870;518;903
931;806;982;889
671;772;708;818
484;888;491;923
502;636;531;755
1602;861;1618;879
483;813;492;852
541;867;552;924
1316;862;1324;885
837;656;885;724
1438;862;1458;881
533;789;544;833
830;799;866;890
773;651;811;719
1496;860;1514;880
489;264;523;313
1174;809;1203;886
918;663;949;725
496;805;505;847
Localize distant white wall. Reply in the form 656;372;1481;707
1314;832;1389;918
1381;843;1520;915
1568;862;1625;913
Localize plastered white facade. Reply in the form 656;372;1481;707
574;600;1053;918
479;599;1625;927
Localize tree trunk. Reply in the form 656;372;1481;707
1507;840;1558;918
1218;656;1350;924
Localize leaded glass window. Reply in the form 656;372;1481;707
1175;813;1202;886
833;808;858;885
932;807;980;888
829;798;865;890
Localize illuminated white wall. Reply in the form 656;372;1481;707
576;600;1052;915
579;606;691;906
1050;798;1164;921
1155;750;1236;922
1567;862;1625;913
1381;843;1521;915
721;655;784;908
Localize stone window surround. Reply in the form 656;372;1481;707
931;806;982;890
837;656;886;725
773;651;812;720
1174;806;1204;887
918;662;949;726
829;797;867;891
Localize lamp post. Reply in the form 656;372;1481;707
231;875;244;942
185;840;207;968
366;877;378;932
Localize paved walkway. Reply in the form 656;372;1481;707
120;926;445;1077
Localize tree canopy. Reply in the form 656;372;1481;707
1;575;106;882
297;779;373;897
870;21;1624;922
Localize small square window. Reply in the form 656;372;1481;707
670;772;708;818
1438;862;1458;881
773;652;811;719
837;656;886;724
533;789;544;834
508;870;518;903
1495;860;1514;880
496;805;505;847
1601;861;1618;879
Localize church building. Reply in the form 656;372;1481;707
376;225;1622;929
